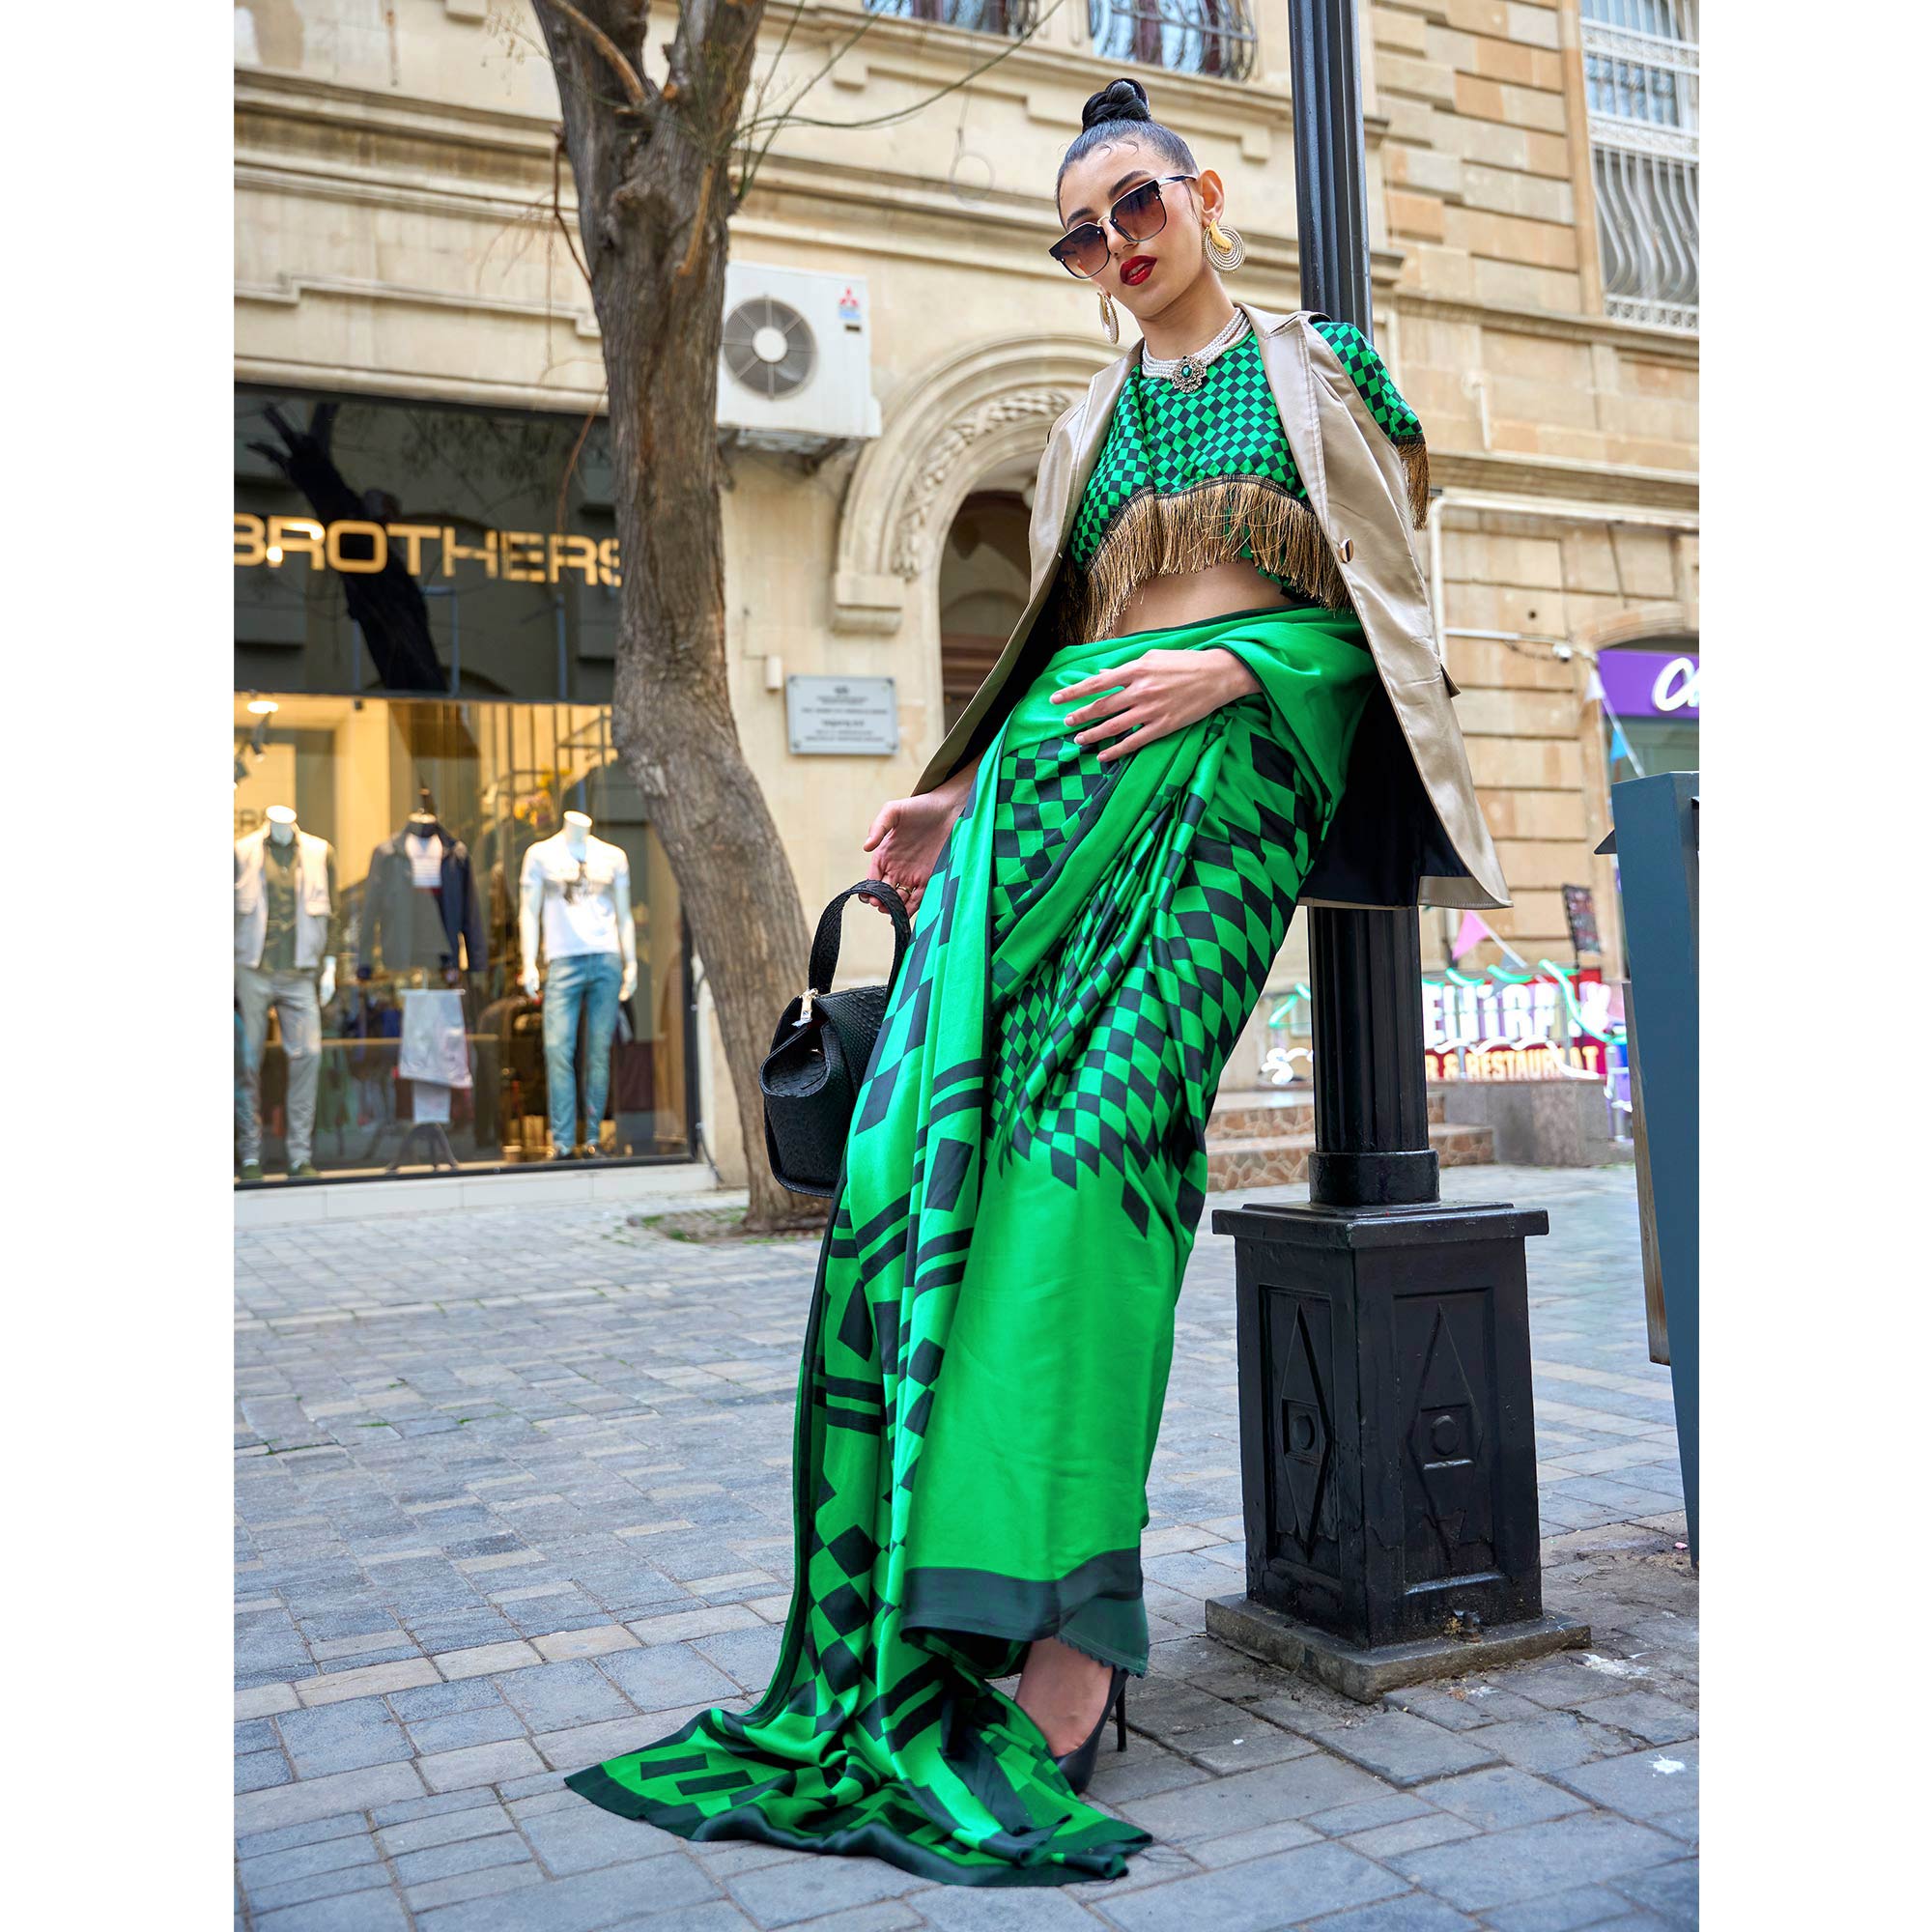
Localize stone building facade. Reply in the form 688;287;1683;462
235;0;1697;1183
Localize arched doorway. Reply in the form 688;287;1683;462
937;488;1031;737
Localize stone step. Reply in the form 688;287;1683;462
1209;1087;1451;1140
1206;1121;1495;1194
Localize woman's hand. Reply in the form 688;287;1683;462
1049;646;1262;760
860;759;979;921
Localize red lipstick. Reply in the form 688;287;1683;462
1121;255;1155;286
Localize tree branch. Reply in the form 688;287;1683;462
550;0;650;107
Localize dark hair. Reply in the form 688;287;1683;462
1056;76;1199;221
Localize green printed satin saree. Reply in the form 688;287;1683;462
567;604;1378;1885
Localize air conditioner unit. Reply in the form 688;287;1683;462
717;263;882;451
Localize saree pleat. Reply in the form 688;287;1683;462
567;603;1378;1885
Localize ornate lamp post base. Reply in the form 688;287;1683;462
1208;1198;1589;1701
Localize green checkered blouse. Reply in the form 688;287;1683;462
1063;318;1429;644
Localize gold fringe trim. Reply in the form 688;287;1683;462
1397;432;1431;531
1067;476;1353;644
1062;435;1431;644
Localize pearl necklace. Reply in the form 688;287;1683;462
1137;308;1250;393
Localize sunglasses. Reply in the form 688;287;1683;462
1049;173;1199;279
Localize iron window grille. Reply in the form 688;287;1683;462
1086;0;1258;82
1581;0;1699;333
863;0;1040;34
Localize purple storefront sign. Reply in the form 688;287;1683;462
1599;648;1699;721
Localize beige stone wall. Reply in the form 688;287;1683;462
235;0;1697;1168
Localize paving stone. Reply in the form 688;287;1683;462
495;1656;638;1732
237;1832;381;1892
521;1803;686;1877
436;1640;545;1680
377;1803;514;1857
533;1709;707;1773
418;1738;549;1793
1497;1659;1635;1711
1474;1712;1630;1774
1380;1684;1544;1731
236;1748;294;1793
599;1641;743;1713
1649;1807;1698;1847
1486;1886;1638;1932
388;1678;508;1722
1572;1694;1697;1747
1185;1816;1323;1869
235;1760;425;1836
276;1695;412;1777
295;1657;440;1706
783;1904;920;1932
1343;1812;1480;1860
373;1788;509;1829
1605;1859;1697;1928
256;1887;411;1932
1119;1752;1391;1842
1423;1767;1590;1833
1300;1896;1483;1932
905;1884;1106;1927
405;1864;551;1914
725;1852;930;1927
1303;1793;1436;1837
407;1704;532;1754
391;1831;535;1887
245;1861;398;1916
602;1900;757;1932
1551;1745;1698;1822
237;1812;372;1861
1295;1711;1502;1787
534;1624;641;1662
1099;1840;1409;1931
415;1855;720;1931
1386;1813;1681;1913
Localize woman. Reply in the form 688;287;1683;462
567;75;1505;1887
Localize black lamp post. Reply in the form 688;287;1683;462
1204;0;1587;1700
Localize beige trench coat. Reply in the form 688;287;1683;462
911;298;1510;911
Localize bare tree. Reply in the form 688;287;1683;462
526;0;815;1230
528;2;1056;1229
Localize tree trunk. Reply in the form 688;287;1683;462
534;0;822;1231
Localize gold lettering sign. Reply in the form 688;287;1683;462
234;514;620;585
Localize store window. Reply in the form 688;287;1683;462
1598;639;1699;784
234;388;694;1184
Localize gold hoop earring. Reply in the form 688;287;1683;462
1205;216;1246;273
1097;287;1120;345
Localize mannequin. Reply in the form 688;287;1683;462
519;810;637;1159
235;805;337;1179
357;785;487;982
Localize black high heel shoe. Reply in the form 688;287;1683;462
1051;1664;1129;1796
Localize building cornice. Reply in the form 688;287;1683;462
1394;291;1700;366
1430;448;1698;518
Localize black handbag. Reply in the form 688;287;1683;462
759;879;912;1197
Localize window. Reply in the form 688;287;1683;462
863;0;1039;34
1087;0;1257;81
1581;0;1699;332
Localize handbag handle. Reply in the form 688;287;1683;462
807;879;911;1002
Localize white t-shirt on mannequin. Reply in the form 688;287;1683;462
523;832;629;959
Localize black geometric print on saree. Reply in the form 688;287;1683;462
566;605;1378;1885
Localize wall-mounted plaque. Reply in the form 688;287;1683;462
786;674;897;755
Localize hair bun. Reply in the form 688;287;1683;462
1081;76;1151;131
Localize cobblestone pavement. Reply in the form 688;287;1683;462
236;1163;1695;1932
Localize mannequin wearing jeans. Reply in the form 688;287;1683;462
519;811;638;1158
235;806;338;1179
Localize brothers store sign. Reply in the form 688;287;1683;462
234;515;622;586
